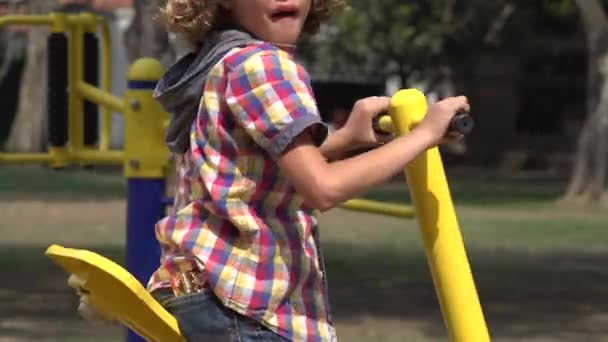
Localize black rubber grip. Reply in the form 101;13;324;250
449;111;474;135
48;33;68;147
83;32;99;146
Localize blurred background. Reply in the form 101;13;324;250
1;0;607;341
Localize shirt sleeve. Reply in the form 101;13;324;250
224;47;328;160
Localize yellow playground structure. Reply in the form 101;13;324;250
1;11;490;342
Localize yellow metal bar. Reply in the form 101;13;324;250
377;116;395;134
0;13;100;28
390;89;490;342
66;14;99;27
0;15;53;27
0;13;102;28
0;153;53;163
123;58;169;178
49;147;69;169
81;13;98;32
98;18;113;151
49;12;68;33
76;81;126;114
339;198;414;218
0;150;123;165
71;149;123;165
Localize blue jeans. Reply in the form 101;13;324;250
153;288;287;342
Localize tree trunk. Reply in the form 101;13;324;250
563;46;608;205
0;2;28;148
563;0;608;206
564;110;595;202
5;0;57;152
123;0;175;68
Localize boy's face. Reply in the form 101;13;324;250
227;0;311;45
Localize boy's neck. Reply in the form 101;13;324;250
222;24;298;56
271;42;297;55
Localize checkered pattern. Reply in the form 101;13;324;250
148;43;334;341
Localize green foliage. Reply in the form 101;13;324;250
300;1;508;83
545;0;577;16
299;0;592;85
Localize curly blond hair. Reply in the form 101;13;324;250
159;0;346;45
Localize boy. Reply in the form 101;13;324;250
138;1;467;341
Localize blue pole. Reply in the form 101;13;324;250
125;179;165;342
123;59;167;342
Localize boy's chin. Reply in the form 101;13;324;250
271;35;300;46
264;28;302;46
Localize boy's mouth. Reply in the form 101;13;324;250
270;8;299;21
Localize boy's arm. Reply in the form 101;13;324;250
317;128;355;161
278;127;433;211
223;47;467;210
278;96;469;211
319;98;395;161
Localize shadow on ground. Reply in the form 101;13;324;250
325;243;608;340
1;243;606;341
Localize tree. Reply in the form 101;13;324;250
302;0;608;205
0;2;28;148
298;0;516;90
5;0;58;152
563;0;608;205
123;0;175;68
298;0;521;161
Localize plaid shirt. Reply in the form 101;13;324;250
148;43;335;341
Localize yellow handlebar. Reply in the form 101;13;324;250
374;110;474;136
389;89;490;342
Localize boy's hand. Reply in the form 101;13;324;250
341;96;394;148
78;294;113;324
416;96;470;147
68;274;113;325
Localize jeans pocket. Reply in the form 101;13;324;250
161;289;240;342
160;289;211;312
152;288;178;307
235;316;287;342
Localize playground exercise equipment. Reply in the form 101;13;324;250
0;12;170;342
1;12;489;342
46;90;489;342
0;12;117;165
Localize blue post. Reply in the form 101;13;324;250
123;58;168;342
125;179;165;342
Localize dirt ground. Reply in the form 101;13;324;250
1;198;608;341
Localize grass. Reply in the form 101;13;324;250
1;164;607;341
0;164;567;205
0;245;125;273
0;164;125;200
362;175;567;208
461;218;608;249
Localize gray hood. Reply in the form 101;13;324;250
154;29;256;154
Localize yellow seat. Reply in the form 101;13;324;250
45;244;185;342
